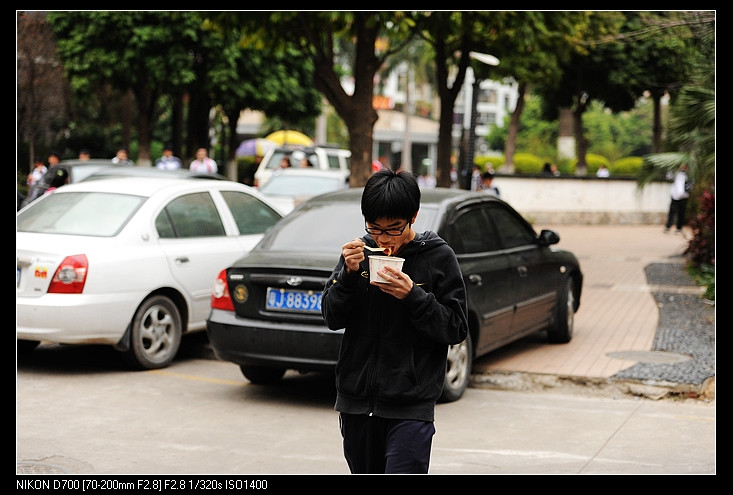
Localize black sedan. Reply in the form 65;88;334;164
206;188;583;402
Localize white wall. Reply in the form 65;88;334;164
493;176;670;225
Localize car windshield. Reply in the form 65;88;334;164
259;201;437;253
259;175;343;197
17;191;145;237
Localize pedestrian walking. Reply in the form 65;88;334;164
664;164;692;234
480;170;500;196
321;169;469;474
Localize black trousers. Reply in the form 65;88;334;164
666;197;689;230
339;412;435;474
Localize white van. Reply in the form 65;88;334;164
254;146;351;189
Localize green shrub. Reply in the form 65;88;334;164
556;158;575;175
512;153;546;174
612;156;644;176
490;153;643;177
688;263;715;302
476;155;504;171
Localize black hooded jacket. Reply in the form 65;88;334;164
321;231;468;422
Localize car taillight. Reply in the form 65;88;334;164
211;269;235;311
48;254;88;294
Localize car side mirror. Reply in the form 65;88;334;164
538;229;560;246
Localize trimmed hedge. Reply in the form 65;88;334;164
477;152;644;177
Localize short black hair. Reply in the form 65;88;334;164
49;167;69;188
482;171;494;180
361;169;420;224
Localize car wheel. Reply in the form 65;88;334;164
548;277;574;344
439;333;473;403
123;295;182;370
17;339;40;354
240;365;286;385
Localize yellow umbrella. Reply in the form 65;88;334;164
265;130;314;146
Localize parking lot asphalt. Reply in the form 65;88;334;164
17;346;716;475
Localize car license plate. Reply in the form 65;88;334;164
265;287;322;314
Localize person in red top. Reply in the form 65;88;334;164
189;147;218;174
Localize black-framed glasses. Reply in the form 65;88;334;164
365;222;410;237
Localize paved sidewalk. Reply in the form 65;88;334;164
471;224;714;399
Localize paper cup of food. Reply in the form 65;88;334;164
369;255;405;283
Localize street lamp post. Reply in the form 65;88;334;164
461;52;499;190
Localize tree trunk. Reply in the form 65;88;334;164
573;103;588;176
308;13;380;188
433;36;470;188
557;106;575;162
435;94;456;188
652;94;663;153
225;108;241;181
120;90;134;157
185;90;213;163
502;81;528;173
134;86;154;168
171;92;185;159
401;68;412;173
341;109;377;188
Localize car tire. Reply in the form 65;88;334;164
548;277;574;344
17;339;40;354
123;295;182;370
240;365;286;384
439;333;473;403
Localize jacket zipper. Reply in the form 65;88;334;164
367;300;385;416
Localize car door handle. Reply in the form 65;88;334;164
516;265;528;278
175;256;190;264
468;274;482;286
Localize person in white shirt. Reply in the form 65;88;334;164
155;145;182;170
664;164;691;234
596;164;610;178
189;147;218;174
112;148;134;166
27;159;47;188
480;171;500;196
